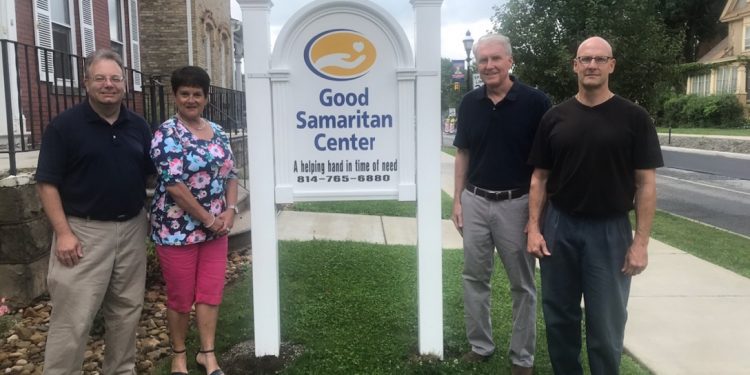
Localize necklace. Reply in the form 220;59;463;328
177;114;206;131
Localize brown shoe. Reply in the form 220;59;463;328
461;350;491;363
511;364;533;375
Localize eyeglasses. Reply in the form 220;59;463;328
90;75;125;84
575;56;613;65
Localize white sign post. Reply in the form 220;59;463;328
237;0;280;357
237;0;444;358
412;0;444;357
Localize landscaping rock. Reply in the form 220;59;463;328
0;246;252;373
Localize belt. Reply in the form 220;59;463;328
69;210;142;222
466;183;529;201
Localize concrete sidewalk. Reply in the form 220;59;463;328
277;152;750;375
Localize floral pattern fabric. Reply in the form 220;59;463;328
150;117;237;245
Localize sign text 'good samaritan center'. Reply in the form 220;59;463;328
275;20;412;201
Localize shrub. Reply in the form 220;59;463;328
658;94;744;128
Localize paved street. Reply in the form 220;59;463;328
657;167;750;237
662;146;750;180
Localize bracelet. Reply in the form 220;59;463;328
205;215;216;228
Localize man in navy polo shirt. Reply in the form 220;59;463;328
36;49;154;374
452;34;550;375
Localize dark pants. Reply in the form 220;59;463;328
540;204;632;375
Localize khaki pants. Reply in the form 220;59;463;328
43;211;148;375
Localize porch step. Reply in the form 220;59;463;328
228;184;251;252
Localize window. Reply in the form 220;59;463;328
204;25;213;76
745;24;750;51
50;0;74;81
109;0;125;58
691;73;710;96
716;66;737;94
35;0;95;84
220;34;228;87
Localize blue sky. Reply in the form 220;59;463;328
231;0;504;60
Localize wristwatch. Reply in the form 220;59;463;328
228;205;239;214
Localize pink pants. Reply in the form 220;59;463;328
156;236;228;313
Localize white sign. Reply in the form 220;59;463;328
271;5;416;203
238;0;444;359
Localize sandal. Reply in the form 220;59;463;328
196;348;225;375
170;347;188;375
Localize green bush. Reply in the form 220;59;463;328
658;94;744;128
660;94;689;127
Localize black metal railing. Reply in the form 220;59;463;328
206;86;248;185
142;75;168;131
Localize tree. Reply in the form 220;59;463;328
658;0;726;62
493;0;683;111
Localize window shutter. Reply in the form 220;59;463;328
34;0;54;80
128;0;141;91
79;0;95;58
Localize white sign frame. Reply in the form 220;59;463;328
237;0;444;360
270;1;417;203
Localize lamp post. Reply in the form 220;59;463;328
463;30;474;92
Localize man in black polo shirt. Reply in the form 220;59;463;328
36;49;154;374
452;33;550;375
527;36;663;375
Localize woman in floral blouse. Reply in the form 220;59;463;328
150;66;236;375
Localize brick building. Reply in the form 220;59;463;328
139;0;236;90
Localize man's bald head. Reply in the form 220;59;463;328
577;36;613;57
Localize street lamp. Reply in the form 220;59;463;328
463;30;474;92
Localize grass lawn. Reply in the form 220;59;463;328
642;210;750;279
656;127;750;137
154;241;651;374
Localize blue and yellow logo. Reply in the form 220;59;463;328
304;29;377;81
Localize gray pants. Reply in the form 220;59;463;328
540;203;632;375
461;189;537;367
43;211;148;375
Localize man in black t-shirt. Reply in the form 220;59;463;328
36;50;154;374
527;37;663;375
452;34;550;375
